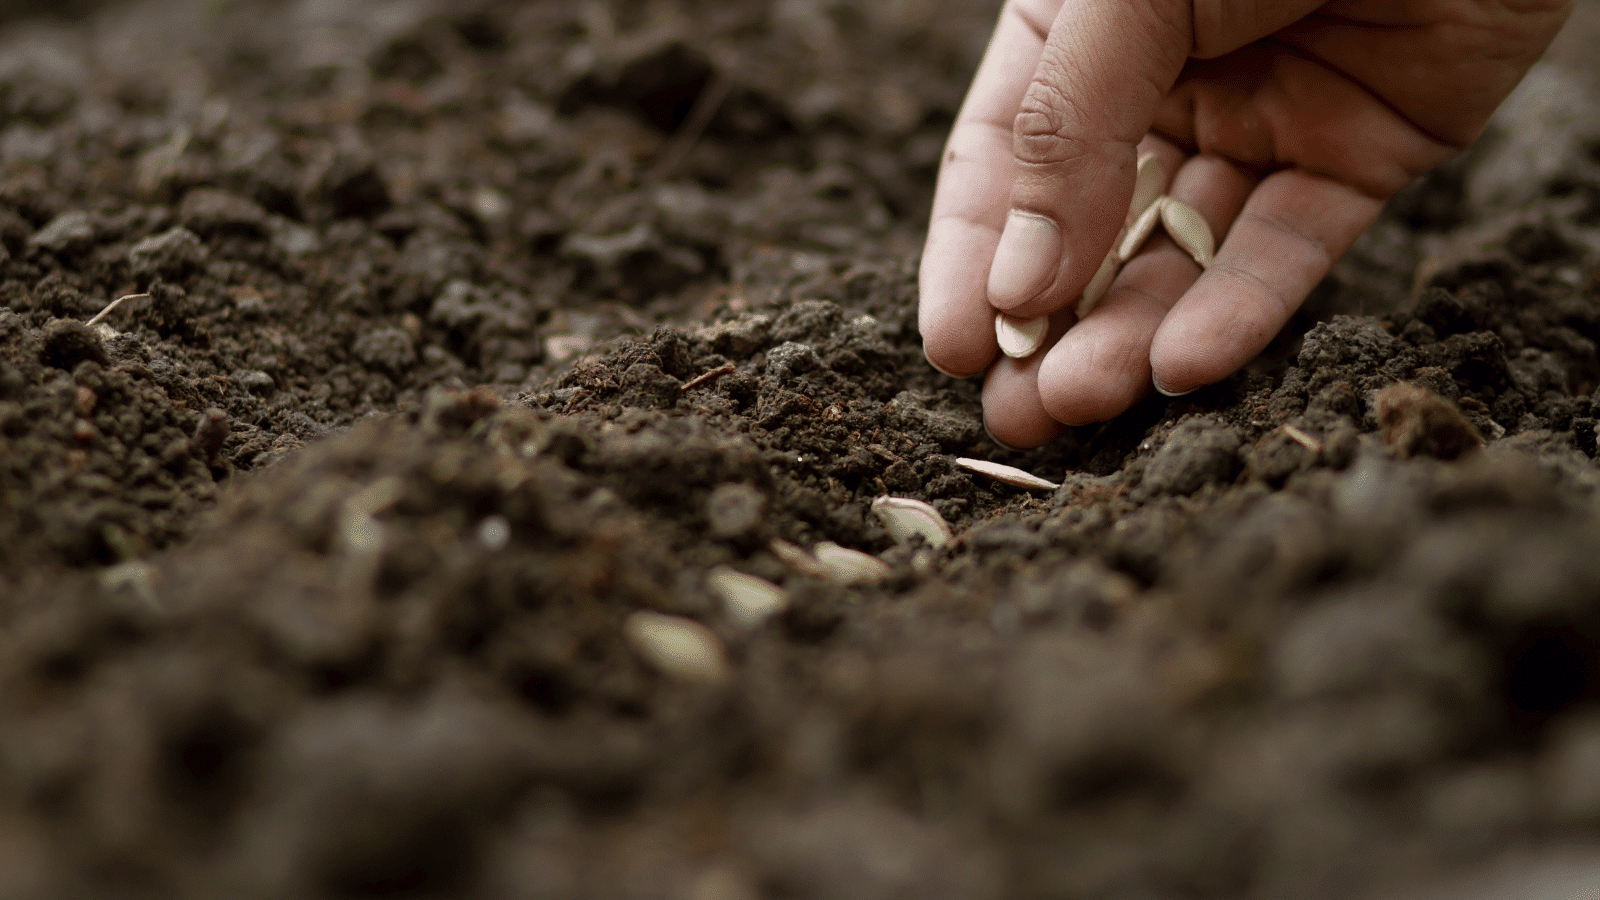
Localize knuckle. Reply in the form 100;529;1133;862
1012;79;1094;169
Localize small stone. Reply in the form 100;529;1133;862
764;341;819;383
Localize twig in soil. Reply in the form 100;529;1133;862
1280;424;1323;455
85;293;150;328
643;73;732;186
680;362;736;392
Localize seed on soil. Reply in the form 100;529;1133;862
1118;197;1165;262
954;457;1060;491
995;313;1048;359
812;541;892;585
84;292;150;329
623;611;731;685
1160;197;1214;268
1128;153;1165;224
1280;424;1323;455
770;538;831;578
1077;248;1121;318
706;565;789;629
871;496;952;549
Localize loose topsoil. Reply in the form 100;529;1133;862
6;1;1600;898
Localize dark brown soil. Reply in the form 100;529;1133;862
5;1;1600;898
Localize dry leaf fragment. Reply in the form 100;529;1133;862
1118;197;1165;262
954;457;1060;490
813;541;892;585
624;611;731;684
706;565;789;629
870;496;952;549
1128;153;1165;224
995;313;1048;359
1077;248;1121;318
1160;197;1214;268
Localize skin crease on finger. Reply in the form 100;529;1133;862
921;0;1575;448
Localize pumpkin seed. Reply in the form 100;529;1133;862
870;496;952;549
1160;197;1214;268
995;313;1048;359
770;538;830;577
954;457;1060;490
624;611;731;684
1128;153;1165;224
1076;248;1121;318
1118;197;1165;262
706;565;789;629
813;541;892;585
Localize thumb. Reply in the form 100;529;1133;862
985;0;1194;315
988;0;1334;317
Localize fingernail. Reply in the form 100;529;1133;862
983;420;1026;452
987;212;1061;310
1152;373;1195;398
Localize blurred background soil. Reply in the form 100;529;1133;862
3;1;1600;898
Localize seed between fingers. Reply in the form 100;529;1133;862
995;313;1048;359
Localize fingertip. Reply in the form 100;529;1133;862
982;358;1066;449
1037;339;1148;426
987;211;1062;310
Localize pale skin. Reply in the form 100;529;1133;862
920;0;1575;449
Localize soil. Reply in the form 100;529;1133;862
5;1;1600;898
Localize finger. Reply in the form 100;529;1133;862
1191;0;1325;59
1036;154;1255;425
1149;169;1385;395
981;312;1071;450
920;0;1064;377
984;0;1194;318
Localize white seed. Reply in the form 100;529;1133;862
1128;153;1165;224
995;313;1048;359
1160;197;1214;268
871;496;952;549
706;565;789;629
954;457;1060;490
1118;197;1165;262
813;541;892;585
624;611;731;684
1076;248;1121;318
770;538;830;578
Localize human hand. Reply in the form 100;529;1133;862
920;0;1573;448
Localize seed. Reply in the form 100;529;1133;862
623;611;731;684
1076;248;1121;318
705;565;789;629
813;541;892;585
1118;197;1165;262
770;538;830;577
871;495;952;549
954;457;1060;490
1160;197;1214;268
1128;153;1165;224
995;313;1048;359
